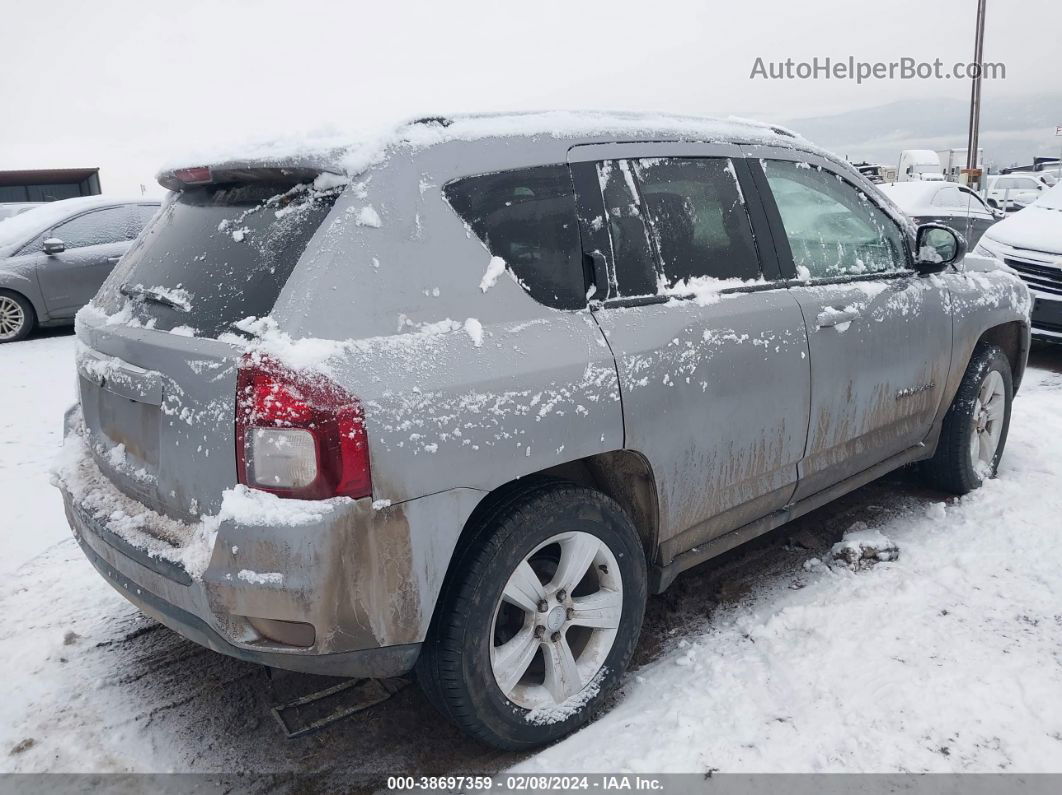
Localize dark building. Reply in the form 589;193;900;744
0;168;101;202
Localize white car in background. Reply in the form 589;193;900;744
985;173;1052;211
879;180;1000;248
975;182;1062;342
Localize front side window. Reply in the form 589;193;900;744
763;160;908;279
632;157;760;286
444;165;586;310
52;206;136;249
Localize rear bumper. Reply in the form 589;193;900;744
58;416;483;678
70;510;420;677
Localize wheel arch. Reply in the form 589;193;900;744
536;450;660;562
0;269;48;323
432;450;661;626
974;320;1028;393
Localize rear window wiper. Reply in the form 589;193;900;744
120;283;190;312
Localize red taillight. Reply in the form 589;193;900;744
173;166;212;185
236;355;372;501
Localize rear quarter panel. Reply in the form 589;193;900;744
268;140;625;505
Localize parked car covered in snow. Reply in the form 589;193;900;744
0;202;40;221
984;172;1052;211
56;112;1031;750
879;180;1001;248
975;182;1062;342
0;196;160;342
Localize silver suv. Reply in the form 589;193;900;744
56;113;1031;749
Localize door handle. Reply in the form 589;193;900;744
816;307;861;328
106;255;122;263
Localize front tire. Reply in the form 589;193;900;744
922;344;1013;494
417;483;647;750
0;290;35;343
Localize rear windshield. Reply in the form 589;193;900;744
96;182;340;338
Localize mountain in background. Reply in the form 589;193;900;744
782;92;1062;170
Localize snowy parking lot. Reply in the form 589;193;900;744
2;331;1061;778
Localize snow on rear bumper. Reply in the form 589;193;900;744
56;408;483;676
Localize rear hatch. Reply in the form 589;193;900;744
77;170;342;520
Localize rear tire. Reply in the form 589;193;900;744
922;344;1013;495
417;483;647;750
0;290;35;343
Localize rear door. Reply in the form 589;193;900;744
569;143;811;562
749;151;953;501
36;205;143;316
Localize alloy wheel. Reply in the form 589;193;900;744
969;369;1005;475
0;296;26;340
490;531;623;710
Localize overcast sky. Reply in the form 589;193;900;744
2;0;1059;195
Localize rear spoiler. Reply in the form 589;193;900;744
157;157;345;192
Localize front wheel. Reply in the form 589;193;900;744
417;483;647;750
0;291;35;343
922;344;1013;494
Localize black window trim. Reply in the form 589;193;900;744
746;149;916;285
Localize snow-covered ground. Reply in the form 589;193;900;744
1;333;1061;776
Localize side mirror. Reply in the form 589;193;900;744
914;224;966;274
43;238;66;255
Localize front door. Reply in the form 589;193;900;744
569;144;811;562
36;205;136;317
751;153;954;500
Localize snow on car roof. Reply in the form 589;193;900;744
878;181;945;209
158;110;822;186
0;195;150;254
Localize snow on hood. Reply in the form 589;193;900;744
982;183;1062;254
158;111;818;186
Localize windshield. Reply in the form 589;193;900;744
94;182;340;338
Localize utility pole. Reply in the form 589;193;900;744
965;0;987;187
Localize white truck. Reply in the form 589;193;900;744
935;148;984;182
898;150;945;182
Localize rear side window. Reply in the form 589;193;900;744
444;165;586;310
632;157;761;285
96;183;339;337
